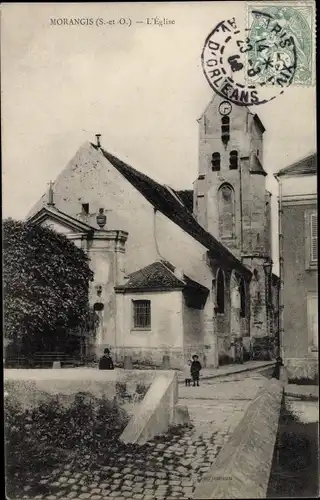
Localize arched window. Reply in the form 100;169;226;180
216;269;225;314
211;152;220;171
218;184;235;238
221;116;230;144
239;279;246;318
229;150;238;170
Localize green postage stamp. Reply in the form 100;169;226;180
246;1;315;86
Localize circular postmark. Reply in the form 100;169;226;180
248;6;312;85
201;14;297;106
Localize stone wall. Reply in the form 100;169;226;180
111;345;212;369
5;368;188;450
115;290;184;360
193;378;283;499
4;368;158;415
285;357;319;382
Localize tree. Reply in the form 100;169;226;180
3;218;94;356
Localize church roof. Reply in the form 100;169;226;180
175;189;194;212
93;144;252;279
276;153;317;177
115;260;209;293
249;153;267;176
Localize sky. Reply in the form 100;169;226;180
2;2;316;274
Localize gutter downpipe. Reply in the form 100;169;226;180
153;208;167;262
275;173;284;360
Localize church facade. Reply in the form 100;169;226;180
28;95;279;368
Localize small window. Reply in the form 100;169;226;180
229;150;238;170
257;149;260;157
82;203;89;214
221;116;230;144
218;184;235;238
311;213;318;263
305;210;317;269
133;300;151;329
211;152;221;171
239;279;246;318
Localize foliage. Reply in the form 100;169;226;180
4;389;129;492
251;336;274;360
3;218;94;353
115;381;148;402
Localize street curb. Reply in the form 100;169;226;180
178;361;275;384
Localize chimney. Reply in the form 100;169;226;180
95;134;101;147
48;181;55;206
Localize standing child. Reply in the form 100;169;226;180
191;354;202;387
184;359;192;387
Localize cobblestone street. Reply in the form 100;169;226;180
17;370;268;500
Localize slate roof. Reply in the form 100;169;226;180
93;144;251;279
115;260;209;293
276;153;317;177
175;190;194;212
250;153;267;176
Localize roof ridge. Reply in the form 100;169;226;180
289;151;316;165
164;185;185;207
93;144;166;189
276;152;317;175
159;260;186;285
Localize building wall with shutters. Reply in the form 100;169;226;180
280;172;317;373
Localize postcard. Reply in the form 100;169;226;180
2;2;317;499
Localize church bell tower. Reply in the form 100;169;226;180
194;94;273;339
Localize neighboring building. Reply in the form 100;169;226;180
275;153;318;380
27;94;278;368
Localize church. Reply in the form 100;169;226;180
27;94;279;368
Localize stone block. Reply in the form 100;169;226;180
193;379;283;498
172;404;191;427
162;355;170;368
120;371;184;445
279;365;288;384
123;356;133;370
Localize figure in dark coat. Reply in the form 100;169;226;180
272;356;283;380
99;348;114;370
191;355;202;387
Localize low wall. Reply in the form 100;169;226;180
4;368;158;415
193;379;283;499
5;368;189;445
108;345;216;369
113;347;185;369
285;384;318;400
286;398;319;424
285;357;319;382
120;371;189;445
